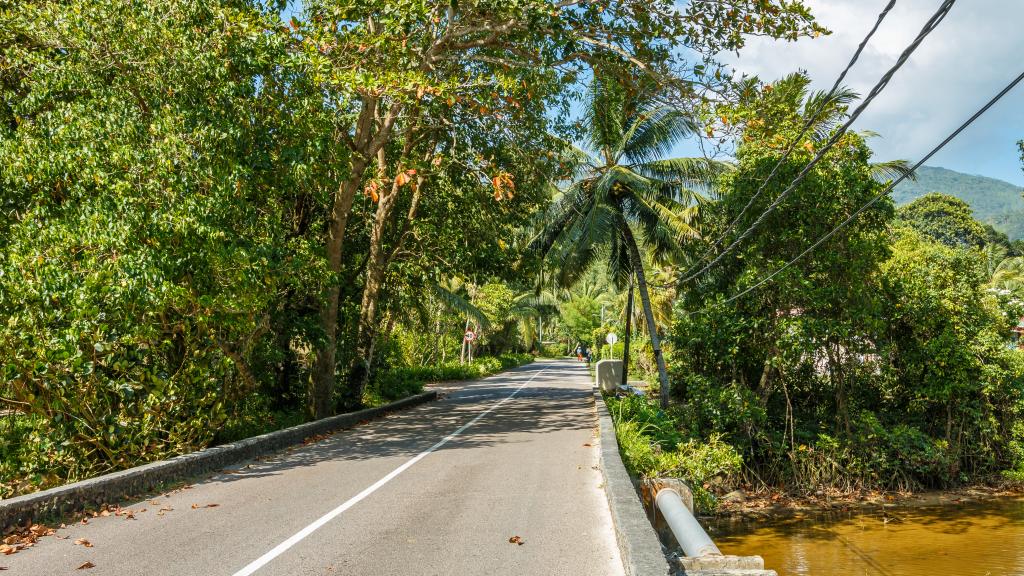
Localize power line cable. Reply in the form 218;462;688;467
687;68;1024;316
686;0;897;273
679;0;957;286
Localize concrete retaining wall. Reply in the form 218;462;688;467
594;387;672;576
0;391;436;531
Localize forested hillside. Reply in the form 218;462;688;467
894;165;1024;238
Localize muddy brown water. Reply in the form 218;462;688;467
707;497;1024;575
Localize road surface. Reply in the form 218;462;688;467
4;359;624;575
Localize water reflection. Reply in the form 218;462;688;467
709;498;1024;575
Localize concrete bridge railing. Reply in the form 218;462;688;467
595;359;776;576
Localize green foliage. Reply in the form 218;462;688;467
371;354;533;402
606;394;742;511
674;74;1024;493
898;193;989;249
0;0;832;496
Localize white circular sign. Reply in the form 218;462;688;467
464;330;476;341
605;333;618;345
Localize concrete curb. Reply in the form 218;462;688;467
0;390;437;531
594;387;672;576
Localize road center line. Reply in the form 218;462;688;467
230;365;549;576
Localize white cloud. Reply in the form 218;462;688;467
721;0;1024;185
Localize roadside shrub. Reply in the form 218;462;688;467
538;343;565;358
607;394;742;511
372;354;534;401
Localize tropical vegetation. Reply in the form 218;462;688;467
3;0;1023;512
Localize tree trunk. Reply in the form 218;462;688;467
621;222;671;408
310;166;362;418
621;277;634;389
311;97;402;418
345;175;401;408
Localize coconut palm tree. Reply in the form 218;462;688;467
536;77;730;408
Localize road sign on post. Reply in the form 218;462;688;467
465;330;476;342
606;333;618;360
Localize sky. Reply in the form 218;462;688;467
716;0;1024;186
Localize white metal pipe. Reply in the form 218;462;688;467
655;488;722;557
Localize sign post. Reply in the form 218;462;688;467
464;330;477;363
606;332;618;360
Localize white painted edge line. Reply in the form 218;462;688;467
230;364;550;576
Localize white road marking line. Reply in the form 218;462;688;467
230;365;550;576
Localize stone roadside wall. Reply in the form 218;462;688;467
0;391;437;531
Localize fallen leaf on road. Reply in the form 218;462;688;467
55;535;70;540
0;545;17;555
0;566;9;569
303;433;330;445
149;500;161;505
77;561;95;570
28;525;53;537
508;536;524;545
74;539;93;548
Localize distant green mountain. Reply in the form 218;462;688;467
892;166;1024;239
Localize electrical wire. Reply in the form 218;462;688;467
679;0;957;286
686;0;897;273
686;68;1024;316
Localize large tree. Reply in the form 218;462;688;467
538;77;729;408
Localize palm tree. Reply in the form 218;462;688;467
537;78;729;408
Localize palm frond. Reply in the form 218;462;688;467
635;157;731;200
584;77;627;157
428;279;491;330
870;159;917;184
620;106;698;166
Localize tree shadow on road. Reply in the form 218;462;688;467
205;367;596;484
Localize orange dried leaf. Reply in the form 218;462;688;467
77;562;95;570
74;539;93;548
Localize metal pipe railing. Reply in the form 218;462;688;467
654;488;722;557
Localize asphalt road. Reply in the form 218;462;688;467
5;359;624;575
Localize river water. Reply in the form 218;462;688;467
709;497;1024;575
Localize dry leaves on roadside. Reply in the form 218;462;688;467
0;524;56;555
77;561;95;570
508;536;524;546
191;503;220;510
74;539;93;548
302;433;330;445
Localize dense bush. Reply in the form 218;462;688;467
606;394;742;511
672;75;1024;494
